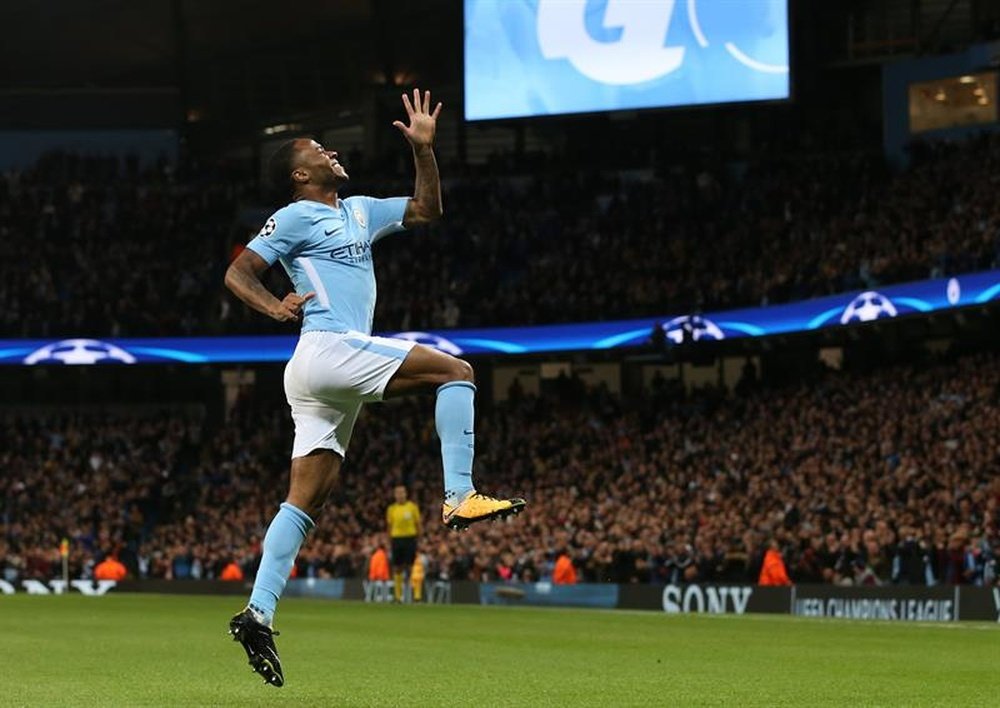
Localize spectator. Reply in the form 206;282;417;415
94;554;128;581
220;561;244;582
411;555;425;601
553;550;577;585
3;351;999;588
758;540;791;586
368;545;390;582
4;134;1000;337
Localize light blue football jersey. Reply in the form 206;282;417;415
246;197;408;334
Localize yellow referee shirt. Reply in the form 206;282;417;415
386;501;421;538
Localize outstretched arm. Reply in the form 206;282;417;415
393;88;443;227
224;248;314;322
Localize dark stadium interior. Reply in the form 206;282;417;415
3;0;1000;603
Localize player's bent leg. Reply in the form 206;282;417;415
384;345;526;530
385;345;477;502
231;449;341;687
383;343;473;398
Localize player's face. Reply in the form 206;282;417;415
298;139;349;185
394;486;407;503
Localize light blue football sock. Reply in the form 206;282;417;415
436;381;477;504
248;502;314;625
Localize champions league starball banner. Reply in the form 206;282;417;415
2;270;999;365
464;0;790;120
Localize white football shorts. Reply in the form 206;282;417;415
284;330;416;459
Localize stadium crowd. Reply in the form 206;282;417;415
3;351;998;588
3;132;1000;338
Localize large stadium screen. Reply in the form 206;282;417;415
464;0;790;121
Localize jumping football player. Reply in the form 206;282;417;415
224;89;525;687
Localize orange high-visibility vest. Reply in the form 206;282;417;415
368;548;390;581
220;562;244;581
758;548;791;586
553;554;577;585
94;558;127;581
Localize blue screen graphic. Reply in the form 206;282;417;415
1;271;998;366
464;0;790;120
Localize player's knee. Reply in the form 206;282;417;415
449;358;474;384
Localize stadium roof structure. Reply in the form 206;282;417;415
0;0;458;130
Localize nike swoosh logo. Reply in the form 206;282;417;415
324;229;336;235
463;429;474;435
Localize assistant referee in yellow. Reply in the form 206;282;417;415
386;485;421;602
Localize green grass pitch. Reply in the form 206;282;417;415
3;594;997;706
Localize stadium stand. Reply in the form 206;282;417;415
4;350;997;588
3;132;1000;338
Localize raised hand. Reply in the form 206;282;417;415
271;291;315;322
393;88;442;148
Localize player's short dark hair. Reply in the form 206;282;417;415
267;139;302;202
